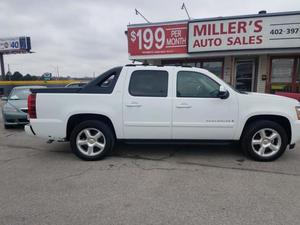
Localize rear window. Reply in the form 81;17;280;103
129;70;168;97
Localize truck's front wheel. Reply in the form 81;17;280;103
241;120;288;161
70;120;115;160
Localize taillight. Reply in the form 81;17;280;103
28;93;37;119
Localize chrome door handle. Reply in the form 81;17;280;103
176;103;192;108
126;102;142;107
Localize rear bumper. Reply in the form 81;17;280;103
27;119;66;141
25;124;35;136
3;111;28;125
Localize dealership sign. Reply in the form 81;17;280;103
128;23;188;57
0;36;31;54
127;13;300;58
188;14;300;53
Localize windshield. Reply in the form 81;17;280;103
9;88;31;100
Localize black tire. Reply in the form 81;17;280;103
70;120;115;161
241;120;288;161
4;124;13;129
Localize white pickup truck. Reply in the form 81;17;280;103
25;65;300;161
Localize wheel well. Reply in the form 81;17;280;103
66;114;116;141
242;115;292;143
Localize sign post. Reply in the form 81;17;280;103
0;53;4;80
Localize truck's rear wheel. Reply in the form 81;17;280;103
241;120;288;161
70;120;115;160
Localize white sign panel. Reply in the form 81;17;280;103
188;14;300;53
0;37;21;51
0;36;31;54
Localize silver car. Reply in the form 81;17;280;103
1;86;46;129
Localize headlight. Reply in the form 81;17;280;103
4;104;18;112
296;106;300;120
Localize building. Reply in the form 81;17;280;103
127;10;300;94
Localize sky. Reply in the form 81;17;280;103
1;0;300;77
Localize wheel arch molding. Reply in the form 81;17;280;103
239;114;292;144
66;113;116;141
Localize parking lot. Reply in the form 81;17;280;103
0;103;299;225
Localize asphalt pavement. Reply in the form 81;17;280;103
0;102;299;225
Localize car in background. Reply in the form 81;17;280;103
65;82;88;88
1;86;46;129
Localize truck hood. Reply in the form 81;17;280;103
245;92;299;105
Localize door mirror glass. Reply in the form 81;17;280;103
218;86;229;99
1;96;7;101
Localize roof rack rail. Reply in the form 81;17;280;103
125;64;156;67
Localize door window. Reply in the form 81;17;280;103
235;60;254;92
271;58;293;83
177;71;220;98
129;70;168;97
270;58;294;93
202;61;223;78
296;58;300;83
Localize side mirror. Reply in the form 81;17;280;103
1;96;8;101
218;86;229;99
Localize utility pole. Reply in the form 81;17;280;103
7;64;11;81
56;65;60;80
0;53;5;80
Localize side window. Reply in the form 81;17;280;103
177;71;220;98
129;70;168;97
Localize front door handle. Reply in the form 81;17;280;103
126;102;142;107
176;103;192;108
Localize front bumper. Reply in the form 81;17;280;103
291;120;300;144
2;111;28;125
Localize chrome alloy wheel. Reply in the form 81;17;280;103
251;128;282;157
76;128;106;157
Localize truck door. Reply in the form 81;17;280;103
172;70;238;140
123;68;172;139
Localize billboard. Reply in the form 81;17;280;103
0;37;31;54
128;22;188;57
188;14;300;53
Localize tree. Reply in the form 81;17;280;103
31;75;39;80
5;71;12;80
11;71;23;81
23;74;32;80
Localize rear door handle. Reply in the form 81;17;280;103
176;103;192;108
126;102;142;107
